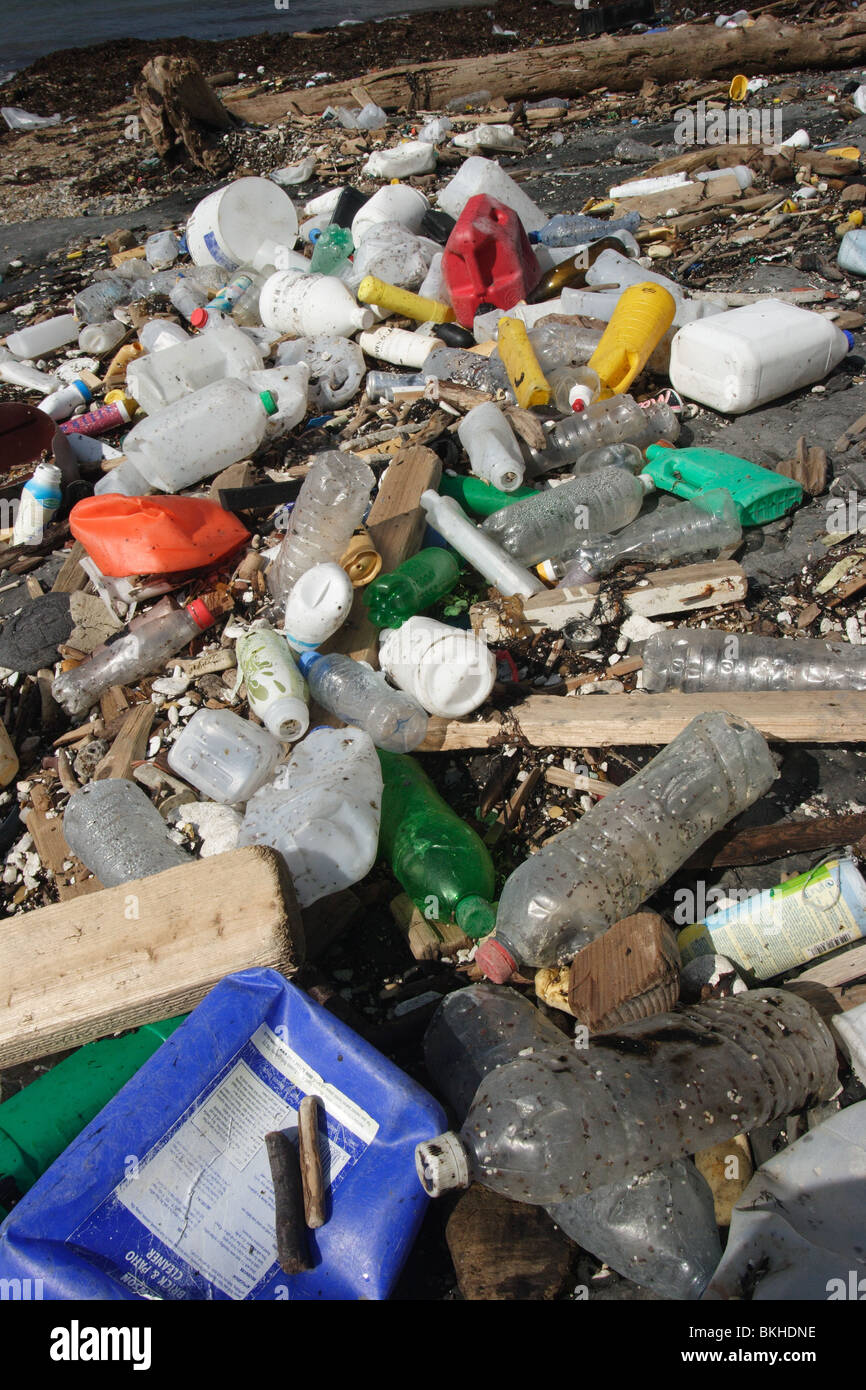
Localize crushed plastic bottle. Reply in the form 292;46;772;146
298;651;429;753
643;627;866;694
64;778;191;886
533;393;681;474
481;465;653;566
477;710;777;979
266;451;375;605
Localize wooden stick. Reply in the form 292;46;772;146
683;811;866;870
297;1095;327;1230
265;1131;312;1274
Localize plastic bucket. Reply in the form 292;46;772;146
186;177;299;271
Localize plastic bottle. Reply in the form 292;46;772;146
283;562;354;652
235;626;309;741
37;379;92;422
526;238;636;304
643;627;866;694
239;725;383;906
126;316;264;416
528;321;603;373
457;401;525;492
345;223;438;295
0;351;60;392
437;474;538;517
587;282;676;397
553;488;743;585
0;1016;185;1220
364;369;428;401
351;185;430;246
363;548;461;627
481;466;653;566
170;275;209;321
64;778;192;886
78;321;126;355
422;984;722;1300
442;194;542;327
421;344;511;394
378;615;496;718
476;711;777;980
12;463;62;545
73;280;131;324
497;316;551;408
137;320;190;353
568;440;646;477
584;249;722;329
6;314;80;359
420;491;545;598
359;326;434;369
145;230;180;270
259;270;374;337
357;276;453;324
547;363;601;413
415;988;838;1202
60;399;135;438
838;227;866;277
310;224;354;276
452;124;525;154
52;597;220;720
529;211;641;248
668;300;854;414
167;707;283;804
266;451;375;605
363;142;436;179
533;393;681;474
297;651;428;753
377;749;497;938
436;156;546;234
186;178;299;271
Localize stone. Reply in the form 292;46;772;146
446;1185;573;1301
0;592;73;674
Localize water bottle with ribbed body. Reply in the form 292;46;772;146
530;394;681;476
642;627;866;694
297;651;429;752
481;466;653;566
423;984;722;1300
266;451;375;604
529;211;641;248
415;988;838;1203
528;320;603;373
555;488;742;585
476;711;777;981
63;779;191;887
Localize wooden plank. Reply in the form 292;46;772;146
791;941;866;990
418;691;866;751
24;784;103;901
50;540;89;594
0;846;304;1067
684;811;866;870
93;701;155;781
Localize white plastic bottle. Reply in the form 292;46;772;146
12;463;62;544
420;491;545;599
357;326;433;368
457;402;525;492
235;626;309;741
259;271;374;338
238;725;383;906
283;563;354;653
0;351;59;392
137;320;190;353
126;316;264;416
167;708;282;804
6;314;79;358
78;321;126;355
378;616;496;718
38;380;92;423
669;300;854;414
266;451;375;605
362;142;437;179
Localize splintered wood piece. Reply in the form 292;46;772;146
0;845;304;1067
776;437;828;496
446;1185;572;1301
100;685;130;723
683;810;866;870
51;541;90;594
93;701;155;781
390;893;470;961
265;1130;312;1274
24;784;103;901
298;1095;327;1229
568;911;680;1031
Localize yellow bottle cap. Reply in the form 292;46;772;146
340;528;383;586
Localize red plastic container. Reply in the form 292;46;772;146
442;194;542;329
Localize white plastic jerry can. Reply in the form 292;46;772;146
167;707;282;804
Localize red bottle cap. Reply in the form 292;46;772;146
475;938;517;984
186;598;216;629
189;307;209;330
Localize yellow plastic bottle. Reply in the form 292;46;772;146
497;316;551;409
588;282;677;399
357;276;454;324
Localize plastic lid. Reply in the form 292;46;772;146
536;559;558;583
637;472;656;494
455;895;497;939
263;695;309;742
185;598;217;630
189;307;209;329
414;634;496;718
259;390;278;416
843;329;855;351
475;937;517;983
569;383;593;412
296;651;321;678
415;1132;471;1197
72;379;92;405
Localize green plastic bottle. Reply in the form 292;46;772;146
439;473;540;517
310;225;354;277
363;548;461;629
0;1016;185;1218
643;443;803;525
377;749;497;938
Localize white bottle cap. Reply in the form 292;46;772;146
415;1132;471;1197
638;472;656;495
569;382;594;412
263;696;310;743
284;562;354;652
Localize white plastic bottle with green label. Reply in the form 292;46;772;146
236;626;309;742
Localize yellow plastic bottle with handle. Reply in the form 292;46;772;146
357;276;454;324
588;282;676;399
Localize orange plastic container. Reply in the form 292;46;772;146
70;494;250;577
588;281;676;398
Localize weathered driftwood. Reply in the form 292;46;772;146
137;55;238;173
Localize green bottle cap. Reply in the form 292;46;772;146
260;390;278;416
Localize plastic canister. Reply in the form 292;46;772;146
436;156;546;234
350;184;430;246
379;615;496;718
186;177;299;272
283;562;354;652
442;194;542;328
167;707;282;804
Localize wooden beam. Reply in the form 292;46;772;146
93;701;155;781
418;691;866;751
684;811;866;870
0;846;304;1067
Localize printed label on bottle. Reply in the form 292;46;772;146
65;1023;378;1300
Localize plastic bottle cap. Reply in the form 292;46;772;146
296;651;320;678
189;308;209;329
843;330;855;351
186;598;217;630
569;383;594;412
455;895;497;939
259;391;279;416
73;380;92;405
536;559;558;583
475;937;517;983
637;472;656;494
414;1132;471;1197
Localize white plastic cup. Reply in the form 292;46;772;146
186;177;299;272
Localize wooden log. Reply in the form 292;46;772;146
265;1130;312;1274
0;846;304;1067
418;691;866;751
683;811;866;870
226;19;866;120
297;1095;327;1230
136;54;238;173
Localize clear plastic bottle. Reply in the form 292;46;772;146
266;451;375;605
528;320;603;373
481;466;653;566
422;344;511;395
365;370;427;402
457;401;525;492
529;211;641;248
642;627;866;694
63;778;191;887
532;394;681;475
547;363;601;413
52;597;220;720
238;725;383;906
477;710;777;980
415;988;838;1203
167;707;282;804
420;491;544;599
297;651;429;752
145;230;180;270
554;488;743;585
170;275;209;322
568;440;645;478
73;279;132;324
423;984;722;1300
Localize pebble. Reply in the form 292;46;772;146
0;592;73;674
845;615;862;645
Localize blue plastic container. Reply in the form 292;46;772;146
0;969;445;1300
